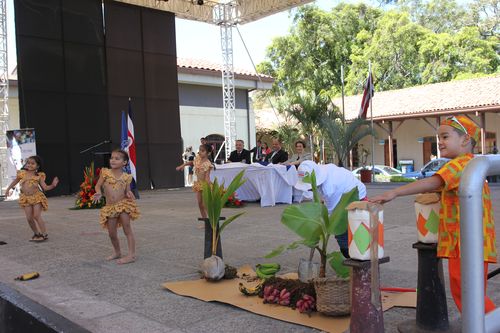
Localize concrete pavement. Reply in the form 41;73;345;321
1;184;499;332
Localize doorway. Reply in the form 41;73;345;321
422;137;438;164
384;140;397;167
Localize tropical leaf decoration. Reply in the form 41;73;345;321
74;161;105;209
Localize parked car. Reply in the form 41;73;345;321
403;158;450;179
352;165;404;182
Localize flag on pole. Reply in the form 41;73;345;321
358;70;374;119
121;98;139;198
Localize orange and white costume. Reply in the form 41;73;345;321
192;156;213;192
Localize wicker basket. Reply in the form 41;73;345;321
313;276;351;316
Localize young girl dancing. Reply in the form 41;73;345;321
93;149;140;264
5;155;59;242
176;144;213;219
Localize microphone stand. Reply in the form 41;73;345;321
79;141;110;154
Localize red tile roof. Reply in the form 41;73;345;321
333;75;500;120
177;58;274;82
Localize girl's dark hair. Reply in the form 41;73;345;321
199;144;213;153
23;155;43;174
295;140;306;148
112;149;129;162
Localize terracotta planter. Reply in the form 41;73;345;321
359;169;372;183
313;276;351;316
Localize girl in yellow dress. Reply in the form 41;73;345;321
176;144;214;219
92;149;140;264
5;156;59;242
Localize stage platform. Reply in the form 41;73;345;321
1;185;499;333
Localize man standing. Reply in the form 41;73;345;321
228;139;251;164
265;138;288;164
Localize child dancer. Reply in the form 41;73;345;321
371;115;496;313
176;144;213;219
93;149;139;264
5;155;59;242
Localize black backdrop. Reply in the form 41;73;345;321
15;0;183;194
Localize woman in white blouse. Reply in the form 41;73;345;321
283;140;312;166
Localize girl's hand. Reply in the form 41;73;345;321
176;165;184;171
370;190;397;204
126;190;135;200
5;188;12;197
51;177;59;187
92;192;102;203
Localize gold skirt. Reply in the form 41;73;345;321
19;192;48;211
99;199;140;229
192;180;205;193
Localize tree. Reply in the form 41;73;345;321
277;90;330;157
257;4;382;96
398;0;468;33
319;109;373;167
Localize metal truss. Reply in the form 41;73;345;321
0;0;8;194
214;2;237;158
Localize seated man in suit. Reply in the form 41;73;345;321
228;139;251;164
265;138;288;164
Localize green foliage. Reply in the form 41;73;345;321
259;1;499;100
202;171;246;255
267;171;359;278
320;109;373;167
390;176;416;182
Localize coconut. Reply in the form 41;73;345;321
202;255;225;281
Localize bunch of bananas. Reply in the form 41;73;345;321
255;263;280;280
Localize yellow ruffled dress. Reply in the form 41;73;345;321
17;170;49;211
99;168;140;229
192;156;213;192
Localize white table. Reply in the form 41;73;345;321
210;163;299;207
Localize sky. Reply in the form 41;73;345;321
6;0;335;73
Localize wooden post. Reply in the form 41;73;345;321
480;112;486;154
388;121;394;168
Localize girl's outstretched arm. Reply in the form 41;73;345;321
40;175;59;191
370;175;443;204
5;177;21;197
176;161;193;171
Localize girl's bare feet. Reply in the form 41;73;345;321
117;256;135;264
106;253;121;260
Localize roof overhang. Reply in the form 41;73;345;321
111;0;314;24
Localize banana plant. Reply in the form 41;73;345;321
266;171;359;278
202;170;247;256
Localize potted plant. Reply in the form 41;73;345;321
201;170;246;281
358;144;372;183
266;171;359;315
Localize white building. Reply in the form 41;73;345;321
6;59;273;159
333;76;500;171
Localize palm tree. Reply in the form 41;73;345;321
277;90;330;158
320;108;372;167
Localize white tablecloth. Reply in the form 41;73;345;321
211;163;299;207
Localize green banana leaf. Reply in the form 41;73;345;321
264;239;318;258
281;202;324;242
327;252;350;279
327;187;359;236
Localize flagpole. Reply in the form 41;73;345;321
369;61;375;182
341;64;345;124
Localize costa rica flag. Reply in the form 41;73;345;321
121;98;139;198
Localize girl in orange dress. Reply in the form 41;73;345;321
92;149;140;264
5;155;59;242
176;144;214;218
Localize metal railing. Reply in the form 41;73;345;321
459;155;500;333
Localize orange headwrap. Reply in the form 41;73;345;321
441;115;480;144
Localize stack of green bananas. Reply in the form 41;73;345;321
255;263;280;279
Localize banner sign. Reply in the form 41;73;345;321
6;129;36;199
